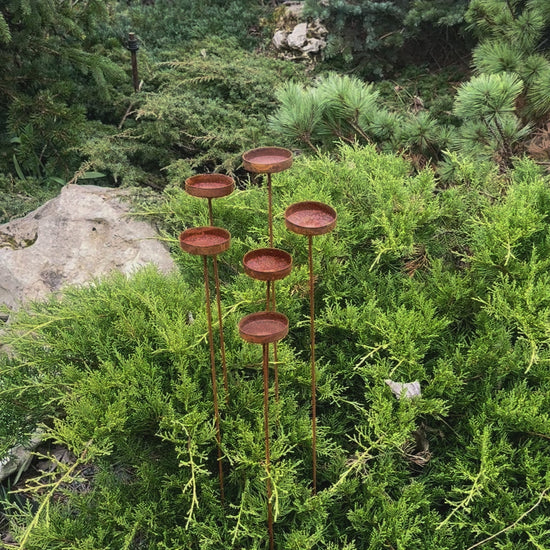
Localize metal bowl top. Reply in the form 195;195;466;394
242;147;293;174
238;311;289;344
185;173;235;199
243;248;292;281
179;226;231;256
284;201;337;236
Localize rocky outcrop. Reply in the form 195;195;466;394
271;2;328;59
0;184;176;310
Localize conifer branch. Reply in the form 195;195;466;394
183;433;200;529
327;436;383;495
15;441;92;549
465;486;550;549
230;480;249;545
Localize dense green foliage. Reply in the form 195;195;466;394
118;0;267;51
270;0;550;171
268;73;450;162
80;39;305;188
0;0;307;222
0;0;129;221
303;0;470;75
2;144;550;548
0;0;127;178
3;1;550;546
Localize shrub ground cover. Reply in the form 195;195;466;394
1;144;550;548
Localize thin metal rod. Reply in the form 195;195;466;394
265;281;279;402
203;255;224;502
271;280;279;403
212;255;229;404
207;198;214;226
271;280;276;311
273;342;280;404
267;173;273;248
263;343;274;550
308;235;317;494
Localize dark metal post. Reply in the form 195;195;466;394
127;32;140;93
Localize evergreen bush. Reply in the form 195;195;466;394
117;0;267;52
452;0;550;164
303;0;470;76
268;73;450;163
79;38;306;187
0;0;127;179
2;144;550;548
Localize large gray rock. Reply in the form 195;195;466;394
287;22;308;49
272;29;288;49
0;184;176;310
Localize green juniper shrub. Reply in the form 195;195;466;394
2;145;550;548
116;0;268;53
80;38;306;187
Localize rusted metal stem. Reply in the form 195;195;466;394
272;281;279;402
203;255;224;502
267;173;273;248
212;255;229;404
207;198;214;226
273;342;280;403
127;32;139;93
265;282;279;402
308;235;317;494
263;343;275;550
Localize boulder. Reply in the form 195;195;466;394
287;22;308;49
0;184;176;310
272;29;288;49
271;17;328;58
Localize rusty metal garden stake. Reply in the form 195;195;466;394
267;173;274;247
308;234;317;493
263;343;274;550
179;226;231;503
127;32;140;93
185;175;235;404
203;255;225;503
211;256;229;402
239;311;289;550
285;201;336;494
242;147;293;404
